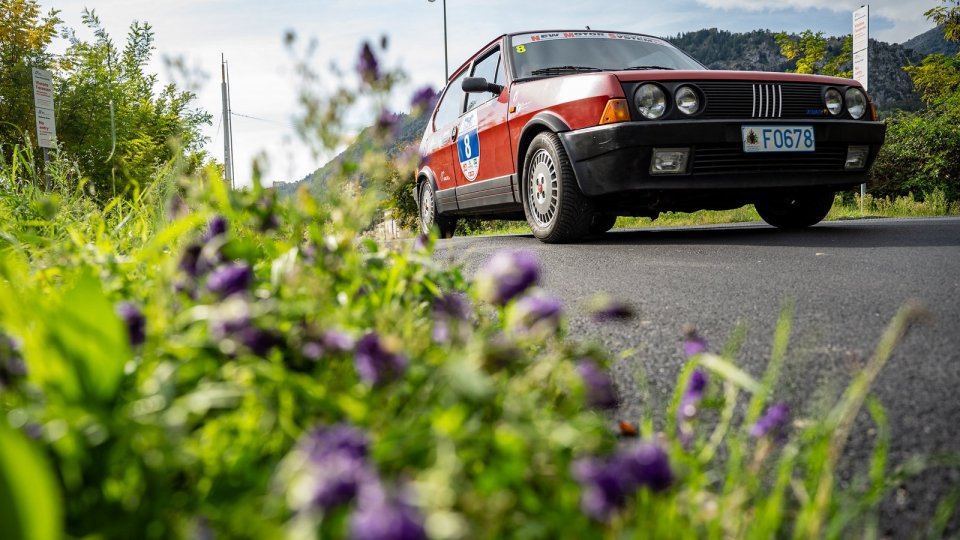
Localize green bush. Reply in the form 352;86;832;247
870;93;960;202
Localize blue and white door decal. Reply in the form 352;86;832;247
457;111;480;181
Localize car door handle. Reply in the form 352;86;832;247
450;126;458;141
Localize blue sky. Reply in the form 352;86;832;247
40;0;940;186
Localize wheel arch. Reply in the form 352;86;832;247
515;113;572;202
414;167;438;206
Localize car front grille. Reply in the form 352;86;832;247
692;144;848;175
696;82;826;119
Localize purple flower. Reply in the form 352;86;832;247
412;234;429;252
576;360;618;409
475;250;540;306
375;110;399;139
682;324;708;358
179;242;203;277
678;368;707;420
236;326;282;356
750;402;791;440
115;302;146;347
588;294;636;322
349;488;427;540
617;442;673;492
291;425;376;512
433;293;471;321
303;330;355;361
511;294;562;335
410;85;438;115
202;215;228;243
207;263;253;298
357;41;380;83
354;332;407;385
573;440;673;521
572;457;631;521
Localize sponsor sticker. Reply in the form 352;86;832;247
512;31;668;47
457;111;480;181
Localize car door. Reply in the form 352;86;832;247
426;68;469;213
455;45;517;210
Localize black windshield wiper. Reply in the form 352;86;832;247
622;65;675;71
530;65;604;76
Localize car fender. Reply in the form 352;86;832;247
515;112;576;201
414;167;439;208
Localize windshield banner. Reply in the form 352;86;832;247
512;32;669;47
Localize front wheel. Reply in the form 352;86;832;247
419;181;457;238
522;132;593;243
755;190;835;229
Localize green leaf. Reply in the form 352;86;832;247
0;420;62;540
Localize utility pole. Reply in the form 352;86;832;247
221;54;234;189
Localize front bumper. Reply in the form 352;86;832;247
557;119;886;197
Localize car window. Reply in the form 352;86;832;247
434;70;468;128
509;32;705;79
465;49;501;112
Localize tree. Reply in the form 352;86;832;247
0;0;61;150
905;1;960;104
775;30;852;78
54;10;211;197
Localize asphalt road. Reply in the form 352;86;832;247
435;217;960;536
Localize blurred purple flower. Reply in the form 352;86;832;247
412;234;429;252
202;215;228;243
475;250;540;306
115;302;146;347
236;326;282;356
678;368;707;420
750;402;791;440
617;442;673;492
357;41;380;83
207;263;253;298
354;332;407;385
292;425;376;512
512;294;562;335
573;440;673;521
410;85;438;115
682;324;708;358
572;457;630;521
677;368;708;446
303;330;355;361
433;293;471;321
589;296;636;322
179;242;203;278
375;110;400;139
349;488;427;540
576;359;618;409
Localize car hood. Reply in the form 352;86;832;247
612;70;859;87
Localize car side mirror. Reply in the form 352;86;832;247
462;77;504;95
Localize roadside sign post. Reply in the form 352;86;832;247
32;67;57;191
853;5;869;214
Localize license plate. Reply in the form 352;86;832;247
742;125;815;153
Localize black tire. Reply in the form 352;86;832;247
522;132;593;243
755;190;835;229
589;214;618;235
419;181;457;238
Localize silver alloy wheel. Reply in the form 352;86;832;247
527;148;559;228
420;185;435;232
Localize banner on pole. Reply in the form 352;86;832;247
852;5;869;91
32;68;57;148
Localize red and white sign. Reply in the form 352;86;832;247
852;5;869;91
32;68;57;148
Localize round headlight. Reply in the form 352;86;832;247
675;85;700;115
845;87;867;119
824;88;843;116
635;83;667;119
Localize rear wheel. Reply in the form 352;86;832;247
755;190;835;229
589;214;618;235
523;132;593;243
419;181;457;238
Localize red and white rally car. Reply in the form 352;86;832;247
415;30;886;243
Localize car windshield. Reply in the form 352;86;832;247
509;31;705;79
